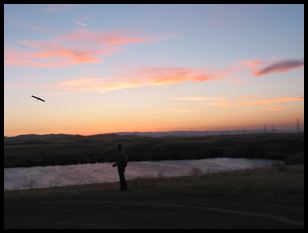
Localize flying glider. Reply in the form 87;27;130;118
31;95;45;102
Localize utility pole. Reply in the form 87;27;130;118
264;125;267;134
296;119;300;134
272;124;275;135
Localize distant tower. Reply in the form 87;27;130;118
272;124;275;135
264;125;267;134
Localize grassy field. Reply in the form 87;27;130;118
4;165;304;229
4;133;304;168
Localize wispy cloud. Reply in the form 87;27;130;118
169;95;304;110
139;67;225;85
263;105;285;111
210;97;304;108
57;77;142;93
243;59;304;77
255;59;304;77
57;67;225;93
76;22;87;27
5;46;102;68
170;96;223;101
6;53;304;92
240;97;304;106
5;29;151;68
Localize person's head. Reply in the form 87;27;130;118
118;144;122;151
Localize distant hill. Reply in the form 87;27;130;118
5;127;301;143
4;132;304;168
4;133;143;145
117;129;300;137
4;134;82;144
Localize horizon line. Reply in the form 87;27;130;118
4;127;304;138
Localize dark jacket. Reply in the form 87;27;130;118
113;151;128;168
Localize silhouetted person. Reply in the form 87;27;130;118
112;144;128;191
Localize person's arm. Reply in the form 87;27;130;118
112;153;120;167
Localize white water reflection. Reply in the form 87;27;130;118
4;158;283;191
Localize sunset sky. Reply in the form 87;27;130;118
4;4;304;136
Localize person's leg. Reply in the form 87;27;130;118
121;169;127;190
118;167;127;191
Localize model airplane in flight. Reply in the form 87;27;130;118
31;95;45;102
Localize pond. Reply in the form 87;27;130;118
4;158;283;191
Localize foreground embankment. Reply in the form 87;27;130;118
4;165;304;229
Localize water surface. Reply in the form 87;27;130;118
4;158;283;191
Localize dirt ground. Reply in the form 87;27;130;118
4;165;304;229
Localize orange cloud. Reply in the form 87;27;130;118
58;78;143;93
57;67;224;93
5;29;151;68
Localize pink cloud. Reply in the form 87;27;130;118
5;29;151;68
6;44;102;68
139;67;224;85
57;29;151;45
241;60;263;70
